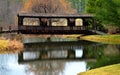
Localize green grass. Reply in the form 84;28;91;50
81;35;120;44
78;64;120;75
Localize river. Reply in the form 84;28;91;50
0;37;120;75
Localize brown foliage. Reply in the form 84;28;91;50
21;0;77;14
0;37;23;54
7;39;24;53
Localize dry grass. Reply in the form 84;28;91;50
0;38;23;54
78;64;120;75
7;39;24;53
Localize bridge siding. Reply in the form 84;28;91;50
17;14;96;34
0;14;99;34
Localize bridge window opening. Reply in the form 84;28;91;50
23;18;40;26
51;18;67;26
75;18;83;26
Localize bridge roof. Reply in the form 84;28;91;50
18;13;94;18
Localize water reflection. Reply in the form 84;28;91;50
19;42;95;62
0;54;26;75
19;41;91;75
86;44;120;69
0;41;120;75
64;62;86;75
75;49;83;58
20;49;85;61
26;60;65;75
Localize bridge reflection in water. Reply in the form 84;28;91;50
18;41;96;63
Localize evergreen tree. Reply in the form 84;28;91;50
86;0;120;27
67;0;85;13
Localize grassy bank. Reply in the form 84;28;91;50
81;35;120;44
0;39;23;54
78;64;120;75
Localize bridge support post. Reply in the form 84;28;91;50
9;26;11;33
92;18;96;30
18;53;24;62
39;51;48;59
67;50;75;58
0;27;2;33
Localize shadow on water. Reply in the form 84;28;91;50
0;39;120;75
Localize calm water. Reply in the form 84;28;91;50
0;40;120;75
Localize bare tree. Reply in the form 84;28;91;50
0;0;24;26
21;0;77;14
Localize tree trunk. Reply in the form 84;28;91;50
107;26;118;34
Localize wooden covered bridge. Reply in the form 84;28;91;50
0;13;105;35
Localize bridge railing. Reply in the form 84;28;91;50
19;25;93;31
0;25;18;33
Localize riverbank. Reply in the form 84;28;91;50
1;34;120;53
0;38;23;54
78;64;120;75
80;35;120;44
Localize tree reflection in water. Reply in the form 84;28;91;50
25;58;65;75
86;44;120;69
21;42;86;75
18;41;120;75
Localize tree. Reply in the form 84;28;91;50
67;0;85;13
86;0;120;33
0;0;24;25
95;0;120;26
21;0;77;14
